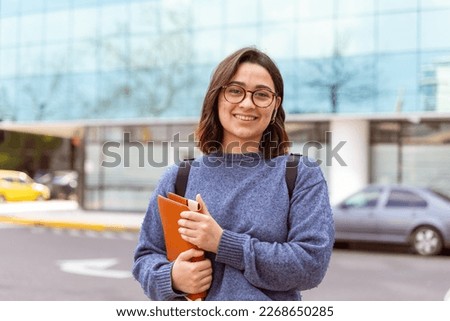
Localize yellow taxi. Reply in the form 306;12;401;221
0;170;50;202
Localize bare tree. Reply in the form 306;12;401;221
0;86;14;121
22;72;63;121
304;44;377;113
92;5;195;118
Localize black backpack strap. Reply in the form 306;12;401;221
286;153;301;200
175;158;195;197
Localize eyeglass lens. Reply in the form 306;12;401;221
224;85;274;108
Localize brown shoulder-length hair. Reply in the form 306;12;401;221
195;47;290;159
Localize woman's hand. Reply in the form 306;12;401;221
178;194;223;253
171;248;212;295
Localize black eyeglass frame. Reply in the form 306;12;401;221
221;84;278;108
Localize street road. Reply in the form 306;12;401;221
304;244;450;301
0;224;147;300
1;223;449;301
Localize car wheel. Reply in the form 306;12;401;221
0;195;5;203
35;195;45;201
410;226;443;256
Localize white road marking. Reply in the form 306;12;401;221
58;258;132;279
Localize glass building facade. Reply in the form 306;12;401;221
1;0;450;211
1;0;450;122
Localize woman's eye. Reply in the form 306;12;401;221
229;88;243;95
254;91;270;99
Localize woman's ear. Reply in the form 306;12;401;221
275;96;281;110
270;108;278;124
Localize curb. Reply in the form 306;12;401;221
0;215;140;233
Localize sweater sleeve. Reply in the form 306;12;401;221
132;165;187;301
215;161;335;292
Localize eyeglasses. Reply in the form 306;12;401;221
222;84;277;108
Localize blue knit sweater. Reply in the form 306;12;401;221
133;152;334;301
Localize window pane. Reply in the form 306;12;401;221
44;44;69;75
19;46;43;76
337;16;375;55
73;7;98;40
46;10;70;42
192;0;223;29
99;36;127;71
1;0;20;16
100;4;129;37
386;190;427;207
0;47;17;77
20;0;45;14
262;0;298;22
371;120;450;196
20;14;44;45
378;12;417;52
72;0;98;9
161;0;190;33
337;0;375;16
343;187;381;208
421;10;450;50
73;41;98;73
45;0;72;11
130;35;154;69
419;52;450;112
224;27;258;55
377;54;418;112
378;0;418;12
130;1;159;34
0;78;16;120
17;77;43;120
40;74;69;120
193;30;223;64
298;0;334;20
402;127;450;190
421;0;450;9
0;17;19;46
225;0;258;25
71;73;98;119
261;23;296;60
297;20;334;58
98;71;129;117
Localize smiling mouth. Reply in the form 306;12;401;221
234;114;257;121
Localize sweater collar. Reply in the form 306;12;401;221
207;151;264;163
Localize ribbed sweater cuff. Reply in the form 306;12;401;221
216;230;247;270
154;262;183;300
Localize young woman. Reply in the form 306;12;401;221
133;47;334;300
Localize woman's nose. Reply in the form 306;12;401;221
239;92;255;108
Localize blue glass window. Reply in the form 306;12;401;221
0;17;19;46
297;20;334;58
0;47;17;77
421;10;450;50
1;0;20;17
337;16;375;55
298;0;334;20
45;10;70;42
337;0;375;17
378;12;417;52
20;13;44;45
377;54;418;112
378;0;418;13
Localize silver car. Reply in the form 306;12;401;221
333;184;450;256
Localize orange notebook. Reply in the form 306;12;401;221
157;192;207;301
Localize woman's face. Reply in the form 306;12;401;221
218;62;280;153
